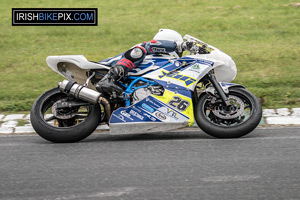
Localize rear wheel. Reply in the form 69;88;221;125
30;88;101;143
195;87;262;138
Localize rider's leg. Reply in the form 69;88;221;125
95;46;146;95
95;64;128;95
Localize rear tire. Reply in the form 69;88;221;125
195;88;262;138
30;88;101;143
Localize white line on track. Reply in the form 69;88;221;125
53;187;136;199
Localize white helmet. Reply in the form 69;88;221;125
153;29;183;43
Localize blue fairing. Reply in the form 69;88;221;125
110;96;163;124
129;56;170;74
141;59;169;69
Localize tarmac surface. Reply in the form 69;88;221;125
1;126;300;200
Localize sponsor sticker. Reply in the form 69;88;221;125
192;64;200;70
145;97;161;108
121;110;134;121
151;47;166;53
143;113;157;122
165;108;179;119
188;64;202;74
129;109;144;120
142;103;155;113
154;111;167;120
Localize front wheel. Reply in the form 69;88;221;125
30;88;101;143
195;87;262;138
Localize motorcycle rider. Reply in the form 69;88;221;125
96;29;185;95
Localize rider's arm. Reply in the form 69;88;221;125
142;40;178;54
115;40;181;71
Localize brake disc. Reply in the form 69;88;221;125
211;95;245;120
52;100;76;119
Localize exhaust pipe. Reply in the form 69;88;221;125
58;80;111;123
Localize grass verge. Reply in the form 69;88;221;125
0;0;299;111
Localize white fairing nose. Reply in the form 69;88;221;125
213;51;237;82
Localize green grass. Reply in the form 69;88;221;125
0;0;299;111
17;119;30;126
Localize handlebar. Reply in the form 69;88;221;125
182;41;211;54
182;34;215;54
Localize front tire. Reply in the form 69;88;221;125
30;88;101;143
195;87;262;138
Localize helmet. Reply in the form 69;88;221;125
153;29;183;43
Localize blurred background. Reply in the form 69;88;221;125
0;0;299;112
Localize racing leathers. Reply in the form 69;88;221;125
96;39;181;95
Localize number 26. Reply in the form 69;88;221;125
168;96;190;111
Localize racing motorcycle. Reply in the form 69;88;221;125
30;34;262;143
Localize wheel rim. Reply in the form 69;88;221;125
201;91;254;127
39;92;92;128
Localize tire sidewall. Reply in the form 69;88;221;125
30;88;101;143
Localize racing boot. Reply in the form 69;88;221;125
95;65;127;95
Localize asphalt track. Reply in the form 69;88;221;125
1;126;300;200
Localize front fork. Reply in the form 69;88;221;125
207;74;230;106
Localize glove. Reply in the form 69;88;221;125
109;65;127;82
182;40;210;54
181;41;194;51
